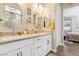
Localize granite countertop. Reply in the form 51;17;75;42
0;32;51;45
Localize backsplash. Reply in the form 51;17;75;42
0;24;11;32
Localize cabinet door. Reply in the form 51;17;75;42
43;37;48;55
20;44;33;56
6;49;20;56
47;35;52;51
33;37;43;56
34;46;42;56
43;35;52;55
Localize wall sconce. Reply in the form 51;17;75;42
33;3;39;13
33;3;44;14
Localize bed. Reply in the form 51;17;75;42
66;32;79;42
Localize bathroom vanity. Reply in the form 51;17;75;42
0;32;52;56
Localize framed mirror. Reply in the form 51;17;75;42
4;5;22;24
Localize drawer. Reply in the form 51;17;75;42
34;42;42;49
34;49;42;56
34;42;42;56
0;38;33;55
34;37;42;43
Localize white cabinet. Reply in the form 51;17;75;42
33;34;52;56
34;42;42;56
0;34;52;56
6;44;33;56
47;35;52;52
43;35;52;55
0;38;33;56
33;37;43;56
20;44;33;56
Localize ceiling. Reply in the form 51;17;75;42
61;3;79;9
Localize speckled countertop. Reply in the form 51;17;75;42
0;32;52;45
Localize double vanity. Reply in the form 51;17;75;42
0;32;52;56
0;3;56;56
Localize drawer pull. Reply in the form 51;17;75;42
17;53;19;56
17;51;22;56
36;46;41;49
47;40;49;45
36;39;41;41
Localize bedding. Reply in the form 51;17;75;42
66;32;79;42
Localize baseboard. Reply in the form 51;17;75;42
52;48;57;53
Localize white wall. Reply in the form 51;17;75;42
63;6;79;17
